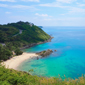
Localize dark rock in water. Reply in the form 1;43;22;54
54;50;57;52
37;57;39;60
36;49;53;57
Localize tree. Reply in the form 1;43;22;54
14;48;23;55
0;44;12;61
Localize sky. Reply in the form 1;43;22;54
0;0;85;26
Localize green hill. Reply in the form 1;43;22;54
0;21;50;61
0;21;50;48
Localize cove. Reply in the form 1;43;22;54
17;26;85;79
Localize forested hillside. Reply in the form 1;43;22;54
0;21;50;48
0;21;50;61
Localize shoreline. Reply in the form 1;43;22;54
20;36;53;50
2;52;38;70
1;36;53;70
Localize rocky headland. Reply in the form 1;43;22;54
20;36;54;50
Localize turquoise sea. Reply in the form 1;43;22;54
18;26;85;79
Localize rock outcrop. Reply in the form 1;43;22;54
20;36;53;50
54;50;57;52
36;49;53;57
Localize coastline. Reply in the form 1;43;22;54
20;36;53;50
1;36;53;71
2;52;38;70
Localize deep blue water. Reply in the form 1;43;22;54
18;26;85;79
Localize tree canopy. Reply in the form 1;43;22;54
0;21;50;48
0;21;50;61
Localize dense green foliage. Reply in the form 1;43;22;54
0;64;85;85
14;48;23;55
0;21;50;48
0;25;19;43
0;44;23;61
0;44;12;61
0;21;50;60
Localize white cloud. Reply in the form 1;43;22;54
11;5;39;10
0;3;38;10
0;0;16;2
39;0;77;8
12;5;32;9
35;13;48;17
0;3;8;7
60;14;65;15
68;7;85;14
39;1;85;14
5;12;11;14
21;0;39;2
42;17;85;26
39;0;77;7
39;2;68;8
56;0;76;3
35;13;52;17
77;3;85;7
79;4;85;6
42;17;85;22
44;19;53;21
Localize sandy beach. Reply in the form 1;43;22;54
2;52;38;70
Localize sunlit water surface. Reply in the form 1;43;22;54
17;26;85;79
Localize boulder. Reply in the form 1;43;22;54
54;50;57;52
36;49;53;57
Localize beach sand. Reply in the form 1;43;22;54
2;52;38;70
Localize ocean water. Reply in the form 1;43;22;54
18;26;85;79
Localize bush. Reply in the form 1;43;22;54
14;48;23;55
0;65;85;85
0;44;12;61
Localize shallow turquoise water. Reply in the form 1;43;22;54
18;26;85;79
